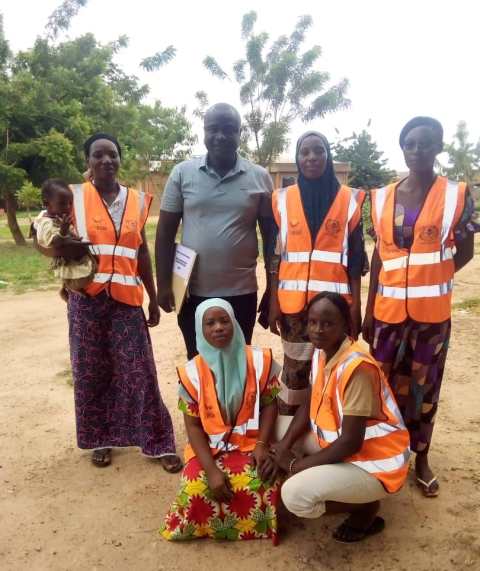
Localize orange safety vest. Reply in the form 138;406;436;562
272;184;365;314
310;340;410;493
371;177;466;323
71;181;152;307
177;346;273;462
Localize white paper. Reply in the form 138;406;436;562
173;244;196;282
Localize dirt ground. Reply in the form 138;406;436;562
1;245;479;571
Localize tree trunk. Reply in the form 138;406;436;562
5;191;26;246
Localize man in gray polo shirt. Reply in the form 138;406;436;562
155;103;274;359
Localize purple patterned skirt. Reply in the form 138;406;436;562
67;291;176;457
371;318;451;454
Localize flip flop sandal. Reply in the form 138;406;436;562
416;476;439;497
333;516;385;543
159;455;183;474
91;448;111;467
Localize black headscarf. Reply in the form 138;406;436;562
295;131;340;238
399;116;443;148
83;132;122;159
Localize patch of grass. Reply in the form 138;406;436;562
453;297;480;314
0;242;56;293
0;220;32;241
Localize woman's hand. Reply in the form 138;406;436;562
361;313;374;345
269;440;296;473
252;443;278;481
147;298;160;327
57;237;91;260
268;296;282;336
206;466;234;502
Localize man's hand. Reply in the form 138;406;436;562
157;286;175;313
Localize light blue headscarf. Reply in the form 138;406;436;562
195;298;247;425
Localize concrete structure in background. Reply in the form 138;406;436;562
139;159;351;213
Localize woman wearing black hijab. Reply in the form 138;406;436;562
269;131;366;416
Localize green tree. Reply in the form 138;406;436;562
443;120;480;185
0;1;194;244
332;129;395;189
201;12;350;166
15;181;42;220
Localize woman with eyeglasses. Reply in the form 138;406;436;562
362;116;476;497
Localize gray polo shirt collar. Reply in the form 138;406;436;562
199;153;247;181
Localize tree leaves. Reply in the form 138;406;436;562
332;129;395;189
443;121;480;185
203;56;228;80
200;12;350;166
140;46;176;72
241;11;257;39
45;0;89;41
304;78;350;121
0;13;193;242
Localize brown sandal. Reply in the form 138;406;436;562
159;455;183;473
91;448;112;467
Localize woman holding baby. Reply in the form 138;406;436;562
35;132;182;472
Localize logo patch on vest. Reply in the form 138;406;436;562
125;219;138;231
205;404;215;419
419;225;439;243
289;218;302;235
92;216;108;231
325;219;341;236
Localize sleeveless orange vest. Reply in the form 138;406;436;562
272;184;365;314
177;346;273;462
310;340;410;493
371;177;466;323
71;181;152;307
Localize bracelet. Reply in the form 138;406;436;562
288;457;297;474
255;440;267;448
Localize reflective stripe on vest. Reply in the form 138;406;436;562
179;347;271;460
282;250;348;266
372;177;466;323
382;248;455;272
71;184;89;241
93;273;142;287
309;343;410;493
377;280;454;300
89;244;138;259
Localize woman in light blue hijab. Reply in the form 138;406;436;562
194;298;247;425
162;299;283;543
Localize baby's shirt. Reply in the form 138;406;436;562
34;211;72;248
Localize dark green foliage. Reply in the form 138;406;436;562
0;2;194;243
332;130;395;190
